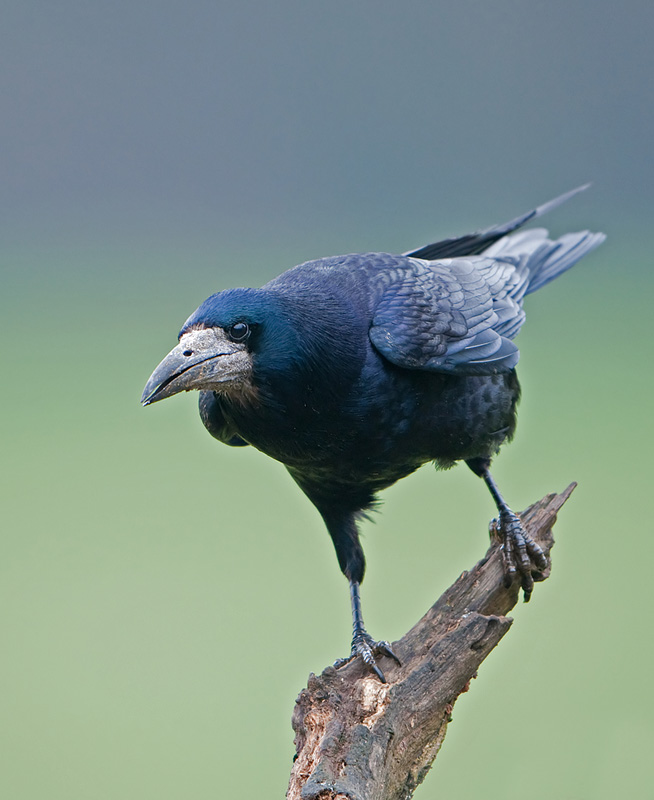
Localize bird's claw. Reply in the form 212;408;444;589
497;509;548;602
335;632;401;682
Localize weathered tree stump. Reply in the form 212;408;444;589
287;484;575;800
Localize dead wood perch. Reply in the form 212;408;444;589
287;484;575;800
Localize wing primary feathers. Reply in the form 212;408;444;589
405;184;592;261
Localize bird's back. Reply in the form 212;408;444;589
251;221;604;503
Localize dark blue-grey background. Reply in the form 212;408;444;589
2;2;652;797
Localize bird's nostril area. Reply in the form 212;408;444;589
183;350;193;357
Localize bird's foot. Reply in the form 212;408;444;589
495;509;549;602
334;632;401;683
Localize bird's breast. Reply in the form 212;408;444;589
216;363;520;485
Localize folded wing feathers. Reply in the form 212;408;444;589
369;224;604;375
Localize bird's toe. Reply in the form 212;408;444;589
335;632;401;682
498;510;548;602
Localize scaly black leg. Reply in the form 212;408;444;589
315;505;401;680
334;580;401;682
467;458;548;601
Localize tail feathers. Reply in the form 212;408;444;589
482;227;552;259
405;184;592;261
483;227;606;296
522;230;606;295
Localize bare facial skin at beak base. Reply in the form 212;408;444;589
141;328;253;405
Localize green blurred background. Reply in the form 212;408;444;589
2;2;652;797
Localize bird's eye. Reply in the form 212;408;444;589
228;322;250;342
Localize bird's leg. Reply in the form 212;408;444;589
334;581;401;682
467;458;548;601
318;507;400;680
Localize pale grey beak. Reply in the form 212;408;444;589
141;328;251;405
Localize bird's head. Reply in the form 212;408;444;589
141;288;283;406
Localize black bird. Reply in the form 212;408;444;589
142;186;604;681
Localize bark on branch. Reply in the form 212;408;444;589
287;484;576;800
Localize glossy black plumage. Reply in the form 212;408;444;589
142;188;604;680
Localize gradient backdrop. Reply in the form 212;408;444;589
2;2;653;798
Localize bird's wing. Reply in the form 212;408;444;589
404;184;590;260
368;257;522;375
